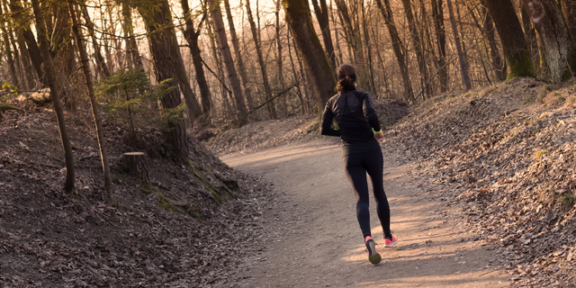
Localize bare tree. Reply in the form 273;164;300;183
208;0;248;123
68;0;112;198
31;0;75;192
246;0;277;119
224;0;254;112
484;0;537;80
137;0;189;160
401;0;431;98
520;0;576;83
376;0;415;101
311;0;336;70
446;0;471;90
182;0;213;116
283;0;336;115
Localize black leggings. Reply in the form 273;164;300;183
343;149;392;240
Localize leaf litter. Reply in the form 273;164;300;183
0;106;281;287
382;77;576;287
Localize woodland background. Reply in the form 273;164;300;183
2;0;576;286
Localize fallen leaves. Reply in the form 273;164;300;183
382;78;576;286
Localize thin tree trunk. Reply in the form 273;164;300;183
287;27;306;114
330;0;342;66
182;0;212;116
276;0;288;117
283;0;336;116
446;0;471;90
431;0;448;92
521;5;542;74
137;0;189;160
401;0;431;97
68;1;111;198
484;0;537;80
246;0;277;119
561;0;576;41
121;2;143;71
0;4;20;89
361;0;376;95
478;0;506;81
207;19;229;120
16;34;36;89
311;0;336;70
171;34;203;123
520;0;576;82
209;0;248;124
81;3;110;78
376;0;415;101
31;0;75;192
223;0;254;112
335;0;370;92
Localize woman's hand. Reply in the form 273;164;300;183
374;131;383;140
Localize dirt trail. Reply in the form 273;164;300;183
222;140;508;287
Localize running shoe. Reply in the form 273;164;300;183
365;236;381;265
384;234;399;248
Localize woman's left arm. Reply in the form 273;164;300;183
321;100;341;137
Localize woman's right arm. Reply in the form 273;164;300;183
321;100;341;137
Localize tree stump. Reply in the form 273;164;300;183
123;152;149;183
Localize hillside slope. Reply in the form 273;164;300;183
0;108;274;287
383;78;576;286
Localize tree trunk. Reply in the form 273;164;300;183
207;19;229;120
361;0;376;95
137;0;189;161
182;0;212;116
311;0;336;70
208;0;248;124
80;2;110;78
283;0;336;116
31;0;75;192
376;0;415;101
16;34;36;90
7;0;36;89
479;0;506;81
0;4;20;89
334;0;371;92
169;32;203;123
223;0;254;112
521;5;542;75
401;0;431;98
276;0;288;117
246;0;277;119
11;0;44;85
484;0;537;80
521;0;576;83
446;0;472;90
331;0;343;66
68;1;112;198
287;27;306;114
561;0;576;41
120;3;143;71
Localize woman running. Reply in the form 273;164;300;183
321;64;398;265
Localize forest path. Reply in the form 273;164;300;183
222;140;507;287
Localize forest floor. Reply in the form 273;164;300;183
212;77;576;287
0;104;278;287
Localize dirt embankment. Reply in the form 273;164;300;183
205;98;409;155
383;77;576;286
0;108;276;287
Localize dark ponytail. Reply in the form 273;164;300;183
336;64;357;92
